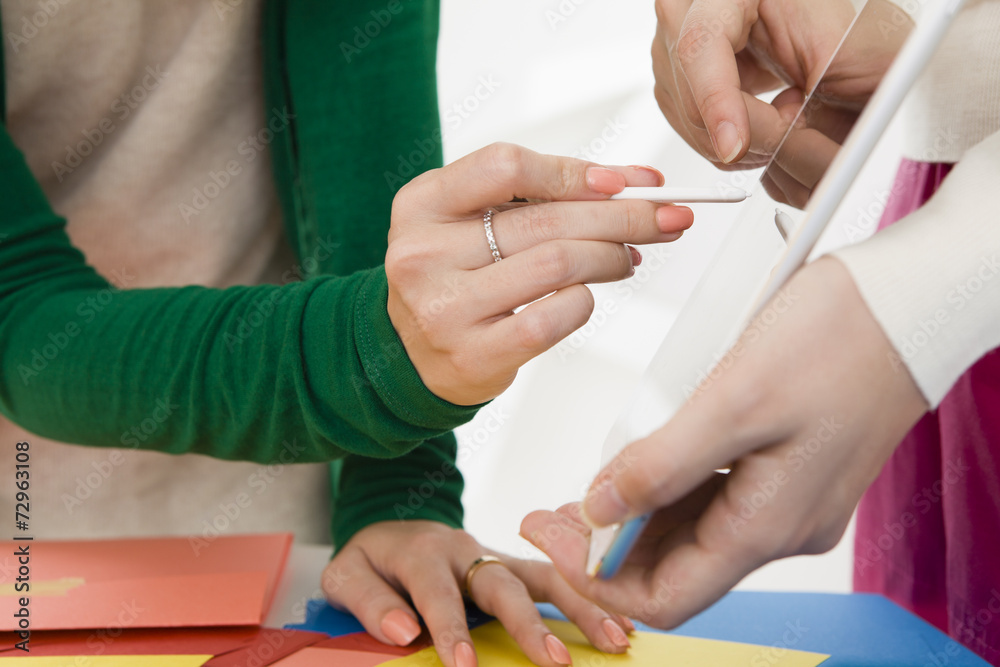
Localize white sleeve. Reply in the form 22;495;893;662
830;129;1000;407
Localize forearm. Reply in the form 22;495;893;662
0;130;479;463
831;129;1000;407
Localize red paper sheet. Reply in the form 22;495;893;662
0;533;291;630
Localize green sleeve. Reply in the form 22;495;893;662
260;0;467;540
330;433;464;549
0;127;477;462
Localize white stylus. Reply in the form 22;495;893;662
609;186;750;203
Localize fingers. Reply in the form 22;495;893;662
463;284;593;375
455;200;692;270
508;557;633;654
322;550;424;648
409;144;656;218
400;560;477;667
467;562;572;666
675;0;758;162
521;509;651;617
469;240;634;319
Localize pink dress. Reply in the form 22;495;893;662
854;159;1000;666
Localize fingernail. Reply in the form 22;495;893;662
628;165;665;186
628;245;642;267
586;167;627;194
715;121;743;164
545;634;573;665
602;618;631;649
381;609;421;646
657;205;694;233
622;617;636;634
582;478;630;527
455;641;478;667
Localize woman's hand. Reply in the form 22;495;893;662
322;520;635;667
386;143;693;406
652;0;909;200
521;257;928;628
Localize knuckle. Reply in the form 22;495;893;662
530;243;575;285
676;20;714;63
520;204;564;244
406;529;449;556
514;310;560;351
484;142;528;186
614;202;649;240
698;86;734;120
384;240;427;285
548;160;579;202
618;451;672;509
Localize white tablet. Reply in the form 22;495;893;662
588;0;969;579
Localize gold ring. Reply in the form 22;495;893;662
464;555;507;594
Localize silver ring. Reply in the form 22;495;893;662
484;209;502;263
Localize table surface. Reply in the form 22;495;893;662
269;545;991;667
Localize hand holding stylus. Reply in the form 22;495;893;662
521;257;926;629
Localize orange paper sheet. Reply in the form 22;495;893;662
0;533;291;631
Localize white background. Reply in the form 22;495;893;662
436;0;906;593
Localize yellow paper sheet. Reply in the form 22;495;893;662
0;656;212;667
382;619;829;667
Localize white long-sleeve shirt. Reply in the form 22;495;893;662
832;0;1000;406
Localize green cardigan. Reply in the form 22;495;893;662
0;0;476;547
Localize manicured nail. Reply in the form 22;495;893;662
628;165;665;186
628;245;642;267
455;641;478;667
657;206;694;233
622;617;636;634
582;478;630;527
602;618;631;649
381;609;421;646
545;634;573;665
586;167;627;194
715;121;743;164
